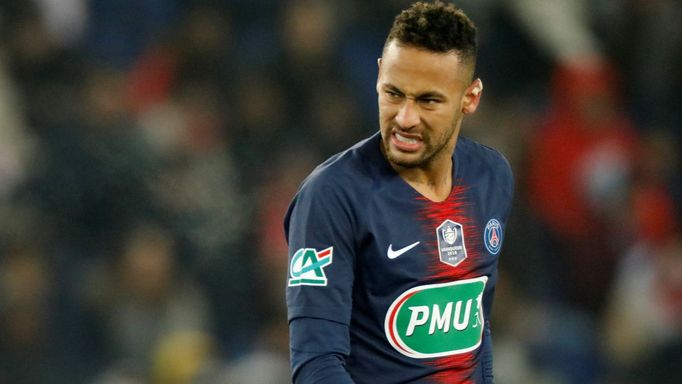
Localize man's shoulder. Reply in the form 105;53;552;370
284;135;377;234
299;134;378;194
457;136;513;181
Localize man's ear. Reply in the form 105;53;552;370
376;58;383;92
462;78;483;115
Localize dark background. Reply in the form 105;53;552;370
0;0;679;383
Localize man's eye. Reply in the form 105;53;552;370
385;90;401;99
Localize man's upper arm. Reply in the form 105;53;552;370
285;177;357;382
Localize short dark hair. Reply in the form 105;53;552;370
384;1;477;66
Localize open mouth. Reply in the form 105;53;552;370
391;130;422;152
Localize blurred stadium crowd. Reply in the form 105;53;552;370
0;0;680;383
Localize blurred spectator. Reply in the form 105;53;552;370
90;221;215;383
33;0;87;48
28;66;155;246
3;5;84;141
601;129;682;383
137;77;260;355
272;0;371;157
141;78;245;258
603;233;682;384
492;269;602;384
600;0;682;133
527;61;640;313
0;54;34;198
0;240;96;383
0;244;53;383
229;71;289;190
84;0;179;68
217;148;321;383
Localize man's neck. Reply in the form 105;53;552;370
395;153;453;203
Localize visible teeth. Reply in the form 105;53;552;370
395;132;417;144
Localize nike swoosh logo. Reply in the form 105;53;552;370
387;241;421;259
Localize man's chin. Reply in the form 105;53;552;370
385;150;425;169
381;137;431;168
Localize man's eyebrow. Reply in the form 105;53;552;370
416;91;446;99
382;84;403;93
382;84;445;99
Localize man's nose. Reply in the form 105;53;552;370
395;100;420;129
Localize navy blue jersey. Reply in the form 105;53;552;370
285;132;514;384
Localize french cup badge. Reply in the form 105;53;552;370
436;219;467;267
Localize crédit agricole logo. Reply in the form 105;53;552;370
384;276;487;358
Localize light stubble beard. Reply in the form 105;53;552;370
381;118;459;169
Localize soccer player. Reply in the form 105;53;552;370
284;1;514;383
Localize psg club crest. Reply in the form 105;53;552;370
436;219;467;267
484;219;503;255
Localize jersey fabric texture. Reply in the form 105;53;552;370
285;132;514;384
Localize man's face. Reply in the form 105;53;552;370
377;41;480;169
